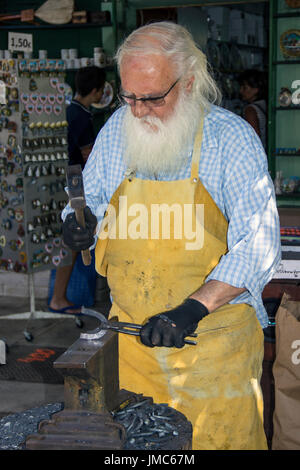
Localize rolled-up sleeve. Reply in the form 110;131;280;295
205;119;281;328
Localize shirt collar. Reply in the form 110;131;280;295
71;99;92;114
202;109;218;149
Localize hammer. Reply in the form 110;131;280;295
66;164;91;266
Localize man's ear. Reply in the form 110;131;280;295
185;75;195;93
90;87;98;96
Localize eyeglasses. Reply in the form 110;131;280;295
118;77;181;108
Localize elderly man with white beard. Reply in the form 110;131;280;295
62;22;281;450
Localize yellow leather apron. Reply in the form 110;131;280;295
95;119;267;450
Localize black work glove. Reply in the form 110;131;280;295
140;298;209;349
62;206;97;251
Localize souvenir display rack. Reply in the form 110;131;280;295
0;58;72;275
0;1;120;134
268;0;300;207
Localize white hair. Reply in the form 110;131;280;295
115;21;221;112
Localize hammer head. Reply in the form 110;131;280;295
66;164;86;209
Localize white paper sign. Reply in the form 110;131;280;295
8;32;33;53
273;260;300;279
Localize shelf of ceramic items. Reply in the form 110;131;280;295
276;193;300;199
275;106;300;110
0;22;112;30
274;12;300;19
273;60;300;65
273;153;300;157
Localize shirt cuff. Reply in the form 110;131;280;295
205;252;275;303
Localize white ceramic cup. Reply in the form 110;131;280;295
69;49;78;59
80;57;91;67
94;52;106;67
61;49;69;60
66;59;75;69
38;50;47;59
74;58;81;69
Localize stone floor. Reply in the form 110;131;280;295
0;270;111;418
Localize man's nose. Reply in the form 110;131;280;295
131;100;149;119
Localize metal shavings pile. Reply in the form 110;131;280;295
0;402;63;450
0;400;189;450
112;399;181;450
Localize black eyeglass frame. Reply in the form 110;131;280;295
118;77;181;107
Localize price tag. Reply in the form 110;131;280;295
8;32;33;53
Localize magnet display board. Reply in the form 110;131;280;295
0;59;72;274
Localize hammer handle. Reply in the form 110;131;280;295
74;208;91;266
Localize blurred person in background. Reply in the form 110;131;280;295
48;66;106;314
238;69;267;150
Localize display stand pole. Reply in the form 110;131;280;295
0;339;6;365
0;273;83;341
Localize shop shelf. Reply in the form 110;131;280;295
274;12;300;19
273;60;300;65
275;106;300;111
0;22;113;30
273;154;300;157
276;194;300;199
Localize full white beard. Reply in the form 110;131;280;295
122;92;202;177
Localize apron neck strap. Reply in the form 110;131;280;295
190;117;204;182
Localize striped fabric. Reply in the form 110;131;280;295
63;104;281;328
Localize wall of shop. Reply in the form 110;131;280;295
125;1;269;118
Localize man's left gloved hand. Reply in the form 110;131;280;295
140;299;209;348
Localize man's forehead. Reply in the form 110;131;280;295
121;54;174;76
120;54;176;93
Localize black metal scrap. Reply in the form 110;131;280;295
111;401;184;450
0;399;190;450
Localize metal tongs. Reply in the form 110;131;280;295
80;307;197;345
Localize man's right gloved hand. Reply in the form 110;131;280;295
62;206;97;251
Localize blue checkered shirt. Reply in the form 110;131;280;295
63;104;281;328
